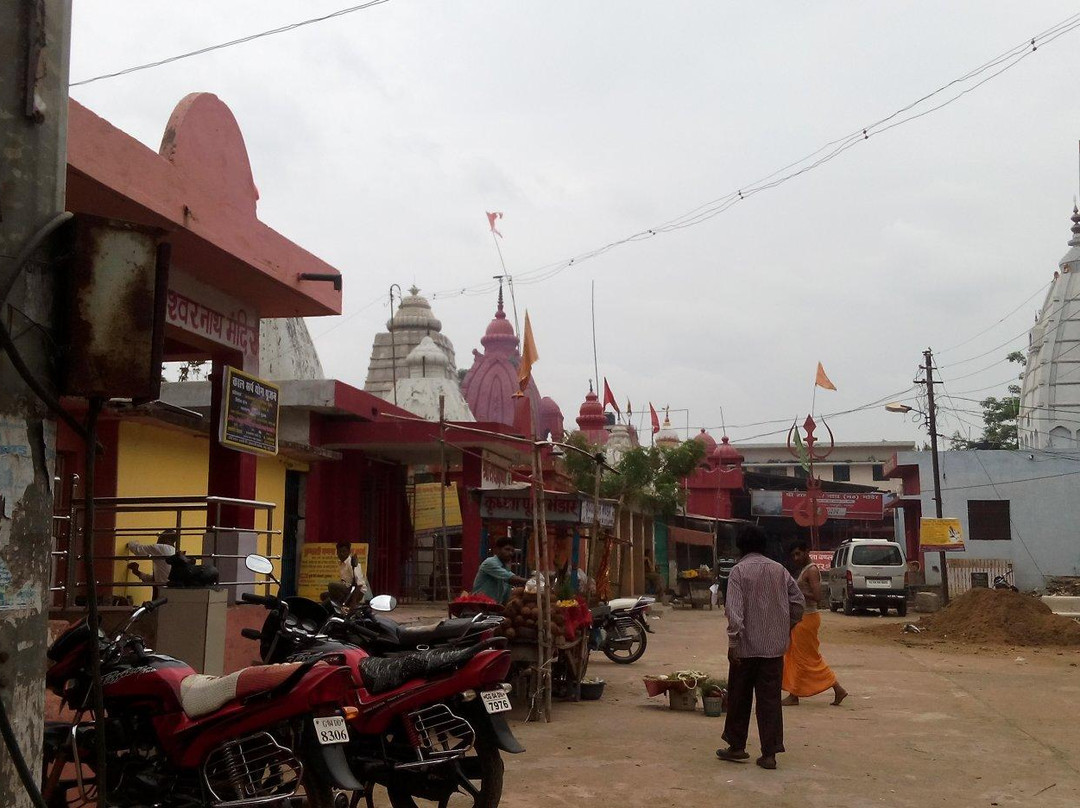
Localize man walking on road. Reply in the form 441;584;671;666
717;525;805;770
782;541;848;707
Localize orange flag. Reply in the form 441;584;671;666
518;311;538;391
815;362;837;391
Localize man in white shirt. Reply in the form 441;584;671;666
328;541;369;607
127;530;179;588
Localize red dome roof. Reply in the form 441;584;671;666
576;385;606;431
712;435;744;466
693;428;718;454
480;294;518;356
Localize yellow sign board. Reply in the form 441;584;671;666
920;518;965;551
408;482;463;532
297;542;368;601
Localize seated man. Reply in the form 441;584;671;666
127;530;179;595
325;541;370;608
472;537;527;604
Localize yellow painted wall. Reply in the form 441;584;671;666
113;421;304;603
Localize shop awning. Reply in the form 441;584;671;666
669;525;714;547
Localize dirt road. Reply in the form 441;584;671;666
488;606;1080;808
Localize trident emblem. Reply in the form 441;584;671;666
786;415;835;548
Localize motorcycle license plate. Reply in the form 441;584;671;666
480;690;512;714
312;716;349;745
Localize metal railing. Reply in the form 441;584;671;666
50;495;280;611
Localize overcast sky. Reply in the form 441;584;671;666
70;1;1080;447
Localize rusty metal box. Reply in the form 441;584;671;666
62;215;168;398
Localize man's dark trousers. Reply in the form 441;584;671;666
722;656;785;755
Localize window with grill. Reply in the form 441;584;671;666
832;464;851;482
967;500;1011;541
871;464;886;481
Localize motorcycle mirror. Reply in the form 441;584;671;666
369;594;397;612
245;554;274;575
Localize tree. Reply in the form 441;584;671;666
562;433;706;517
949;351;1024;450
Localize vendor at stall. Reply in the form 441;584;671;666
472;537;528;604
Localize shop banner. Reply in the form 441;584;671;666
480;491;615;526
920;517;965;551
750;490;885;521
219;366;279;456
297;542;368;600
408;482;463;532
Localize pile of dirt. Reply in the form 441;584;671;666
913;588;1080;646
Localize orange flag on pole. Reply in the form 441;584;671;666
815;362;837;391
518;311;538;392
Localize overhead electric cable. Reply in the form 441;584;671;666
423;12;1080;301
70;0;392;87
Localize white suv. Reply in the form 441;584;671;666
826;539;908;617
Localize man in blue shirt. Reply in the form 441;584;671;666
472;537;527;603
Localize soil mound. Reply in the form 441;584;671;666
914;588;1080;646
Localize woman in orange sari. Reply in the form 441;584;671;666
782;542;848;706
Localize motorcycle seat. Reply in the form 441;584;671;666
179;662;305;718
359;641;498;695
394;617;481;647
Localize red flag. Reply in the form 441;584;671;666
603;378;620;414
649;403;660;434
486;211;503;237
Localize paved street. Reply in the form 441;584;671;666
451;606;1080;808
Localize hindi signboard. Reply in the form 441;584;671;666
750;490;885;521
479;491;615;527
297;542;369;601
408;482;463;533
920;517;965;551
219;366;280;456
808;550;834;570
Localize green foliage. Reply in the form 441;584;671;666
950;352;1023;450
562;432;707;517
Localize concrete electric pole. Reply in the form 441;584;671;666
0;2;72;805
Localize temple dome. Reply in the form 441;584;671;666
712;436;744;467
693;428;718;455
364;285;458;399
387;286;442;332
656;415;680;448
479;295;519;356
539;396;565;441
407;336;449;378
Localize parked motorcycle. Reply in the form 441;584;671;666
240;554;524;808
328;594;505;656
589;595;654;664
42;597;359;807
993;574;1019;592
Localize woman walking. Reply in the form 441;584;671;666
782;542;848;707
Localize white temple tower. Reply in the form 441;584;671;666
1018;206;1080;450
364;286;459;399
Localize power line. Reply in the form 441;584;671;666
70;0;392;87
938;279;1052;354
426;12;1080;301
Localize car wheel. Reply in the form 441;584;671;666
829;600;839;613
842;592;854;616
897;601;908;617
880;606;890;617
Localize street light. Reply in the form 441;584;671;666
884;402;916;414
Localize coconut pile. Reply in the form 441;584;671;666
912;588;1080;647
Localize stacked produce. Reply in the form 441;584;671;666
496;588;592;643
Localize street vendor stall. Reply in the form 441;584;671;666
669;525;716;609
489;585;593;710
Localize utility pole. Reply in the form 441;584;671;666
923;348;950;605
0;3;72;806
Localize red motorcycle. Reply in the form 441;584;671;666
42;597;360;807
240;555;524;808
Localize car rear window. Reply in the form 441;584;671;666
851;545;903;566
